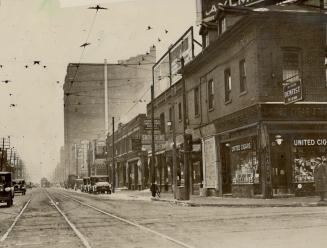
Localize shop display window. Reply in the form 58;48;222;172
230;138;259;184
293;146;327;183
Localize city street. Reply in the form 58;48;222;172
1;1;327;248
1;188;327;248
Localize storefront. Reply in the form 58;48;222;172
271;133;327;196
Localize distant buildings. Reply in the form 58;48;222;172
63;47;156;177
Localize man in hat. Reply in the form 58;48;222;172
314;157;327;201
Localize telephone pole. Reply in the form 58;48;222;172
112;117;115;193
181;57;190;200
151;84;156;186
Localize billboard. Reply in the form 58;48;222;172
170;30;193;84
153;52;170;98
201;0;267;21
152;27;194;98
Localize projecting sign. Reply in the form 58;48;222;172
283;80;302;105
144;119;161;130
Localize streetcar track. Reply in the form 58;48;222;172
55;191;197;248
44;190;92;248
0;199;31;242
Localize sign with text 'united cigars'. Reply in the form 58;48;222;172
283;80;302;104
231;142;251;152
201;0;264;20
293;138;327;146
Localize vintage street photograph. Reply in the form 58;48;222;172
0;0;327;247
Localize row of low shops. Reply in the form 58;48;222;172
104;104;327;199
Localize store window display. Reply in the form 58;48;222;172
230;138;259;185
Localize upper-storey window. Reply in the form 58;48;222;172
194;86;200;116
178;102;182;121
218;17;226;35
239;59;247;93
208;79;214;110
160;112;165;134
282;49;301;84
224;68;232;102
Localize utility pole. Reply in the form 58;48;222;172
87;142;91;177
75;144;78;178
151;84;156;186
112;117;115;193
0;138;4;171
181;57;190;200
104;59;109;135
171;103;177;199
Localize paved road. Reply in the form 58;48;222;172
1;188;327;248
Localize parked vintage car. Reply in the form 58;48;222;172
90;175;111;194
0;172;14;207
13;179;26;195
82;177;91;193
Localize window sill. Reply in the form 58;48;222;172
224;99;232;105
208;108;214;112
194;114;200;118
239;91;247;97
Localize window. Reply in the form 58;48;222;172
218;17;226;35
239;59;247;93
160;112;165;134
282;49;301;83
168;107;173;131
207;79;214;110
224;68;232;102
178;102;182;121
194;87;200;116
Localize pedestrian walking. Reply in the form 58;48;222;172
314;157;327;201
150;182;156;197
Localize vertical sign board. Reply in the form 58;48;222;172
283;80;302;104
202;137;218;188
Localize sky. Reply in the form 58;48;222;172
0;0;199;182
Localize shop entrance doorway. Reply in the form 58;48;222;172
271;144;289;194
221;145;232;194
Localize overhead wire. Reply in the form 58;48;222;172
64;10;99;107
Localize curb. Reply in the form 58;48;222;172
151;198;327;208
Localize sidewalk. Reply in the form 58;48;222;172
109;189;327;207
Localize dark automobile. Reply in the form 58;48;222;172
90;175;111;194
0;172;14;207
13;179;26;195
